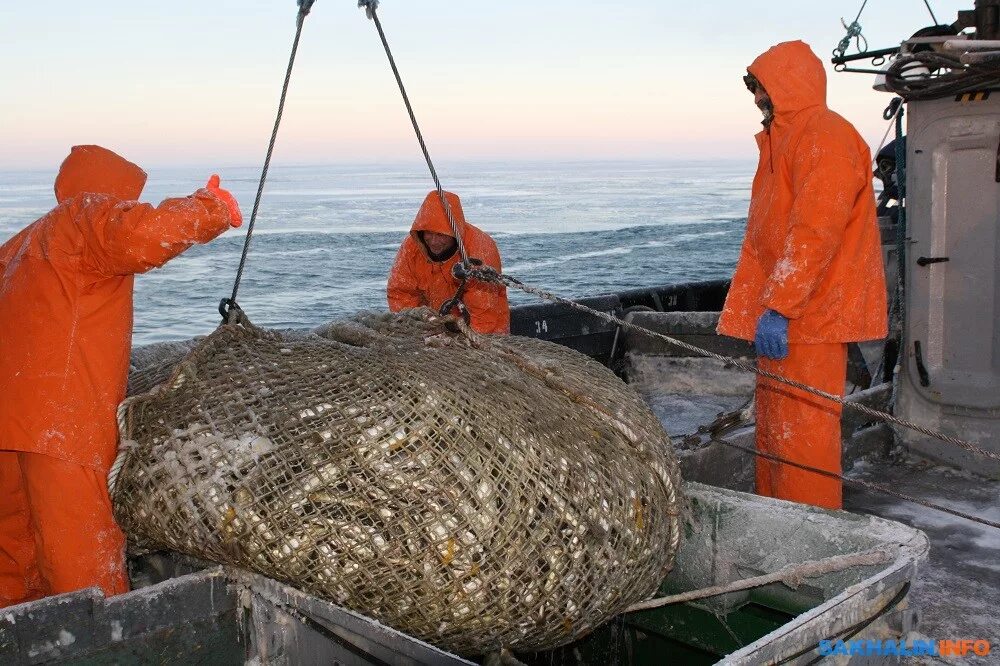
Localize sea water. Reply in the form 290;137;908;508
0;160;752;345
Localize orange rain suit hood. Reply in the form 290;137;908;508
54;144;148;204
717;41;888;343
387;191;510;334
0;146;234;472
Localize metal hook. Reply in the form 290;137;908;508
219;297;244;324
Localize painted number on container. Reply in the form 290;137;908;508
535;320;549;334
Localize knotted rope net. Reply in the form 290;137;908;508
112;308;682;655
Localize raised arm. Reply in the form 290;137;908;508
85;175;241;277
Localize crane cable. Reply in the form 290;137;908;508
358;0;470;266
221;0;316;323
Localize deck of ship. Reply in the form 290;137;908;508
628;338;1000;663
845;456;1000;665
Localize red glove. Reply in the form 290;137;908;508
206;174;243;228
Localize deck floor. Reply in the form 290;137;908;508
642;380;1000;663
844;455;1000;665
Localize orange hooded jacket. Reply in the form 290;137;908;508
717;41;887;343
0;145;234;471
387;191;510;334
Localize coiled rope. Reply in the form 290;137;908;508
884;51;1000;101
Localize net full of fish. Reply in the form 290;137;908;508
112;308;683;656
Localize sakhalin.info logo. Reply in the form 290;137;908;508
818;639;991;657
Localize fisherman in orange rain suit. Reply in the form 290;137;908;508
0;145;243;607
717;41;887;510
387;191;510;335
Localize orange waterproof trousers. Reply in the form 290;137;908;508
0;452;127;607
755;343;847;510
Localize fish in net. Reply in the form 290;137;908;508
112;308;683;655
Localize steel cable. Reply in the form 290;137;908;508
222;0;315;322
359;0;470;265
352;0;998;478
922;0;939;25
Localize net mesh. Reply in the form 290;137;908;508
113;308;682;655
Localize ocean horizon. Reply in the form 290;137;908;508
0;160;753;345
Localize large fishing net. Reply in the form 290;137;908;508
112;308;682;656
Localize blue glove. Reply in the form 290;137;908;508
754;309;789;360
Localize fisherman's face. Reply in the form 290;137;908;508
751;85;773;121
422;231;456;257
744;73;773;125
754;87;769;110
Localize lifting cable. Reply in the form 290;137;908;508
922;0;939;26
220;0;316;323
358;0;470;266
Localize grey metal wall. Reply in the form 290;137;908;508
897;94;1000;476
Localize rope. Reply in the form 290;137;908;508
884;51;1000;101
221;0;315;323
889;103;907;429
834;0;869;58
359;0;470;265
463;267;1000;464
870;113;896;170
922;0;939;25
625;547;895;613
710;435;1000;530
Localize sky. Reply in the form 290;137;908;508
0;0;970;169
